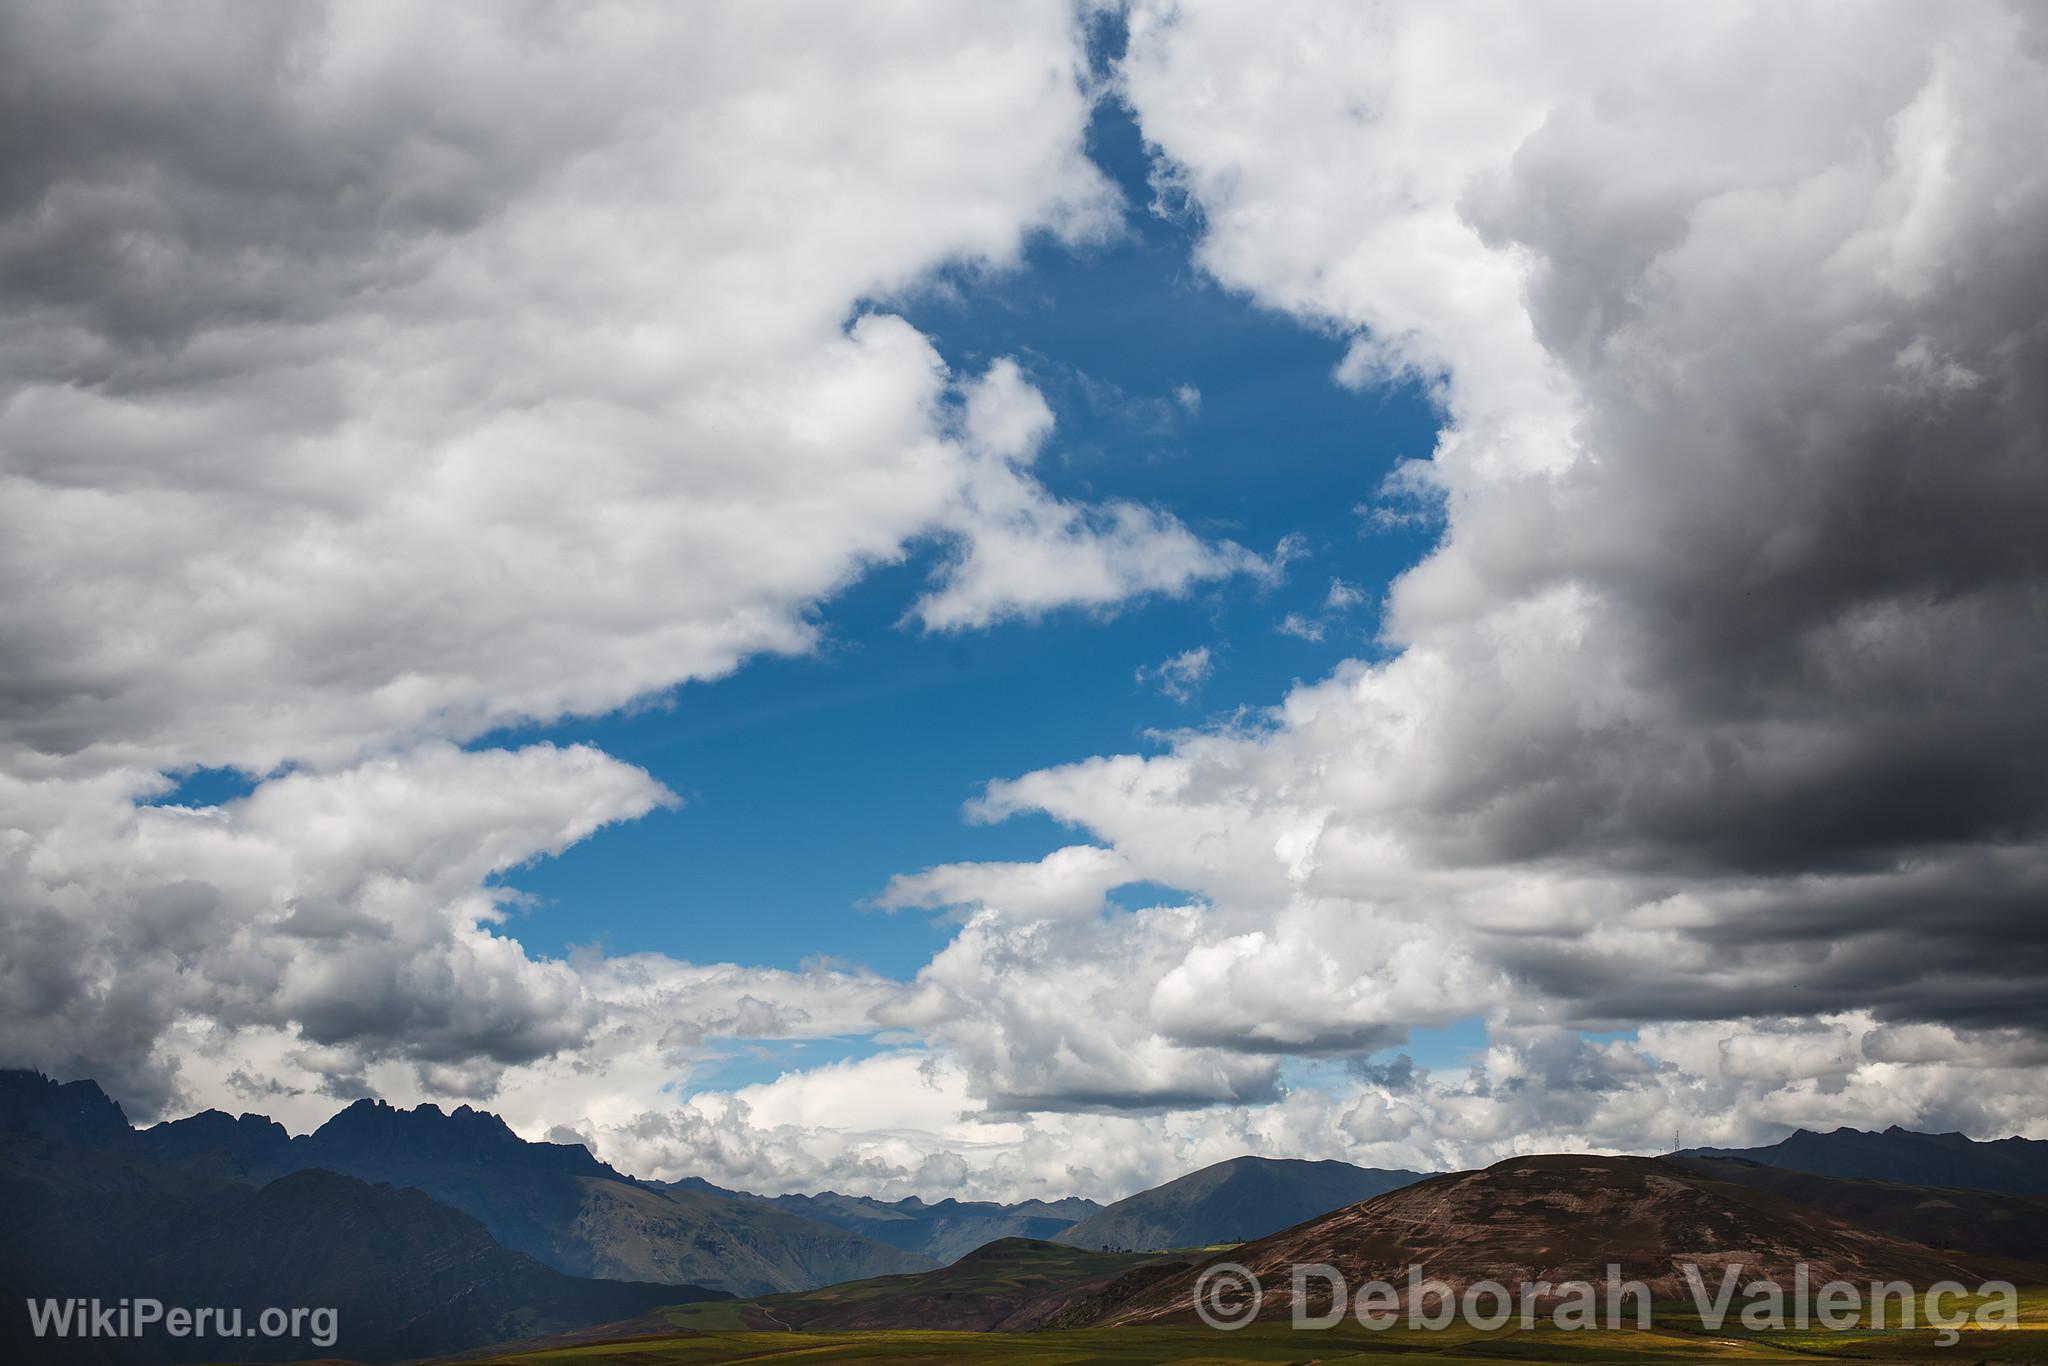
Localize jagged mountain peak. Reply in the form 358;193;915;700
0;1067;131;1144
302;1093;616;1177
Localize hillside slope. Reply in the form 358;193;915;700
1673;1155;2048;1262
1088;1154;2021;1325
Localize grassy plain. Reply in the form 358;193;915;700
471;1286;2048;1365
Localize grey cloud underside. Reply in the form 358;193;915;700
1447;246;2048;875
1460;24;2024;826
1416;17;2048;1018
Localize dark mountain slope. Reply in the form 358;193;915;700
1053;1155;1428;1251
149;1169;707;1362
31;1070;930;1297
0;1074;718;1363
556;1176;933;1292
1682;1125;2048;1194
0;1068;131;1146
131;1106;294;1180
1674;1154;2048;1262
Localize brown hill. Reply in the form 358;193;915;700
1091;1153;2021;1325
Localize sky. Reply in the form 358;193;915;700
4;1;2047;1205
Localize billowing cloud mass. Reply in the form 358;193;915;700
6;0;2047;1203
0;1;1245;1120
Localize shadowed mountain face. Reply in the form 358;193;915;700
1052;1156;1428;1252
1682;1126;2048;1195
131;1090;932;1296
1673;1156;2048;1264
0;1072;129;1145
1089;1154;2027;1326
669;1179;1101;1263
0;1074;718;1364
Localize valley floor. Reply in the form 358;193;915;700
471;1291;2048;1366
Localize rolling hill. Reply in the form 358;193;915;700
1053;1155;1428;1251
1086;1153;2025;1325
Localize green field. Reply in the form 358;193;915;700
472;1287;2048;1365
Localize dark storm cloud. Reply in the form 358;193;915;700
0;3;590;363
1429;73;2048;871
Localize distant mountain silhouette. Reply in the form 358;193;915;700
0;1071;717;1363
0;1070;130;1146
1681;1125;2048;1195
669;1178;1100;1263
1051;1156;1429;1251
1086;1154;2036;1326
126;1087;932;1296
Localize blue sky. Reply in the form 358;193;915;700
487;86;1443;983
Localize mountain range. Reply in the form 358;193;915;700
0;1071;718;1363
122;1090;932;1297
670;1177;1102;1263
553;1150;2048;1352
1681;1124;2048;1194
16;1066;2048;1362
